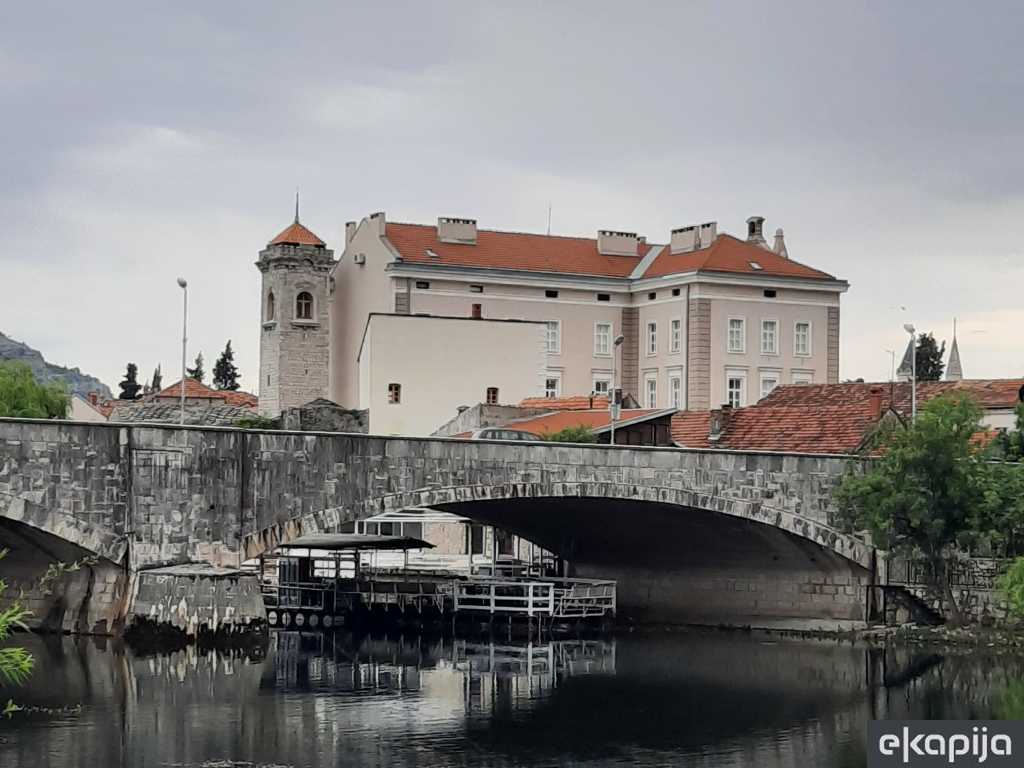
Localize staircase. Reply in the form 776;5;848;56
880;585;945;626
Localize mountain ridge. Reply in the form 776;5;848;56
0;331;113;400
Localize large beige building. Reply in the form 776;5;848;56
258;210;848;424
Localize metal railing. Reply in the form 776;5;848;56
452;577;616;618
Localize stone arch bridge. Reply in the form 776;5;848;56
0;418;875;631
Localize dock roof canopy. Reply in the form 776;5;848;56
276;533;434;552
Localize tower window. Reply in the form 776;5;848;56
295;291;314;320
387;383;402;404
266;292;275;321
486;387;499;404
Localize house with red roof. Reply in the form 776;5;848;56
319;212;846;425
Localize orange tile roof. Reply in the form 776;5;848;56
269;221;325;247
519;395;611;411
220;390;259;408
760;379;1024;415
385;223;652;278
506;408;661;436
151;379;259;410
642;234;836;281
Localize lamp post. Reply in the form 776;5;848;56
177;277;188;425
903;323;916;422
609;334;625;445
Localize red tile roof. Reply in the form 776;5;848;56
642;234;836;281
506;408;660;436
672;379;1024;455
385;223;652;278
151;379;259;410
519;395;611;411
269;221;325;247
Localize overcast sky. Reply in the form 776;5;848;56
2;1;1022;395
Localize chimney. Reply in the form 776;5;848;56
369;211;386;236
670;225;698;254
698;221;717;248
437;217;477;244
471;303;482;319
708;404;732;443
345;221;357;245
868;386;884;421
746;216;766;246
772;228;788;259
597;230;638;256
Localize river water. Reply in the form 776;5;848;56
2;630;1023;768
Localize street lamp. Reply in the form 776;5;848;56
609;334;625;445
177;277;188;425
903;323;916;422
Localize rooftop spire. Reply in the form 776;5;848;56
294;188;300;224
896;337;914;381
946;318;963;381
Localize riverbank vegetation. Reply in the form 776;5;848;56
836;395;1024;624
0;361;69;419
0;550;33;716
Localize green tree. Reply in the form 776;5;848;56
118;362;142;400
915;332;946;381
212;341;239;391
0;550;33;716
185;352;205;383
150;364;163;393
0;362;69;418
835;393;989;624
540;425;597;443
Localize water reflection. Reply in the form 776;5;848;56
2;630;1024;768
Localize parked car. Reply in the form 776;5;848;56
469;428;542;441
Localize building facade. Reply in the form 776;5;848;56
327;212;846;414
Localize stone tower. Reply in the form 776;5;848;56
257;205;335;417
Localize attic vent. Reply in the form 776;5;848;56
749;261;763;271
426;249;440;259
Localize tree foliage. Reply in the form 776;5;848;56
540;425;597;443
150;364;163;393
235;415;278;430
118;362;142;400
0;550;33;717
186;352;205;383
835;393;989;623
0;362;69;419
212;340;239;391
914;332;946;381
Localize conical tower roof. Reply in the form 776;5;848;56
267;191;325;247
946;322;963;381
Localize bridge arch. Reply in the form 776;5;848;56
0;491;126;564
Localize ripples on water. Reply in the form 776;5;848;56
2;630;1023;768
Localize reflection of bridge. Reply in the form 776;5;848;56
0;418;876;633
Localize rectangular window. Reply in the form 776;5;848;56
670;318;681;353
669;376;682;408
794;322;811;356
593;378;611;396
646;321;657;355
387;382;401;404
792;371;813;385
645;375;657;408
486;387;499;405
469;525;485;555
597;293;611;302
594;322;612;356
648;292;657;301
726;375;744;408
545;289;559;298
672;288;681;297
728;318;745;353
545;321;561;353
403;521;423;540
415;281;430;289
469;284;484;293
761;319;778;355
544;374;561;398
759;373;779;400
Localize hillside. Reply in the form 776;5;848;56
0;331;113;400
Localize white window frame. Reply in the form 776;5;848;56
594;322;613;357
670;318;682;354
725;368;747;408
592;376;611;396
544;371;562;398
668;372;683;409
759;371;780;400
727;317;746;354
545;320;561;354
793;321;812;357
791;370;814;386
644;372;658;408
646;321;658;356
760;318;779;355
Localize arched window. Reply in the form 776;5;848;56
295;291;313;320
387;383;402;404
266;292;275;321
